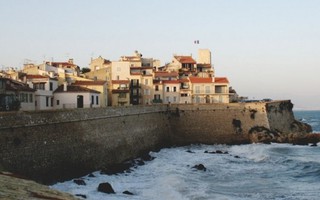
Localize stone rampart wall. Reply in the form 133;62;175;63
0;101;297;183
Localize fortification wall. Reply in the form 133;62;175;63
0;105;170;183
0;100;299;183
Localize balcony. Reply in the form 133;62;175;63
152;99;163;104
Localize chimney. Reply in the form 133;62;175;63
68;58;74;64
63;82;67;91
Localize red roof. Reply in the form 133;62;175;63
26;74;48;79
162;80;180;84
73;80;106;86
174;56;196;64
112;80;130;84
54;85;100;93
189;77;213;83
215;77;229;84
155;71;178;77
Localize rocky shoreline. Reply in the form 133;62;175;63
0;172;78;200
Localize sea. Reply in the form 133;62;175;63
52;110;320;200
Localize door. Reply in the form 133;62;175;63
77;95;83;108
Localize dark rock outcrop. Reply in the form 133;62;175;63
192;164;206;171
73;179;86;185
123;190;134;195
97;182;115;194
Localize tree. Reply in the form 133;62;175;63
81;68;91;74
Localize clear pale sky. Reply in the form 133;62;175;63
1;0;319;110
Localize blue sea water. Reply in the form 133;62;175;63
294;110;320;133
52;111;320;200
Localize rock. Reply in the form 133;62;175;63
73;179;86;185
215;150;223;154
192;164;206;171
123;190;134;195
234;155;240;159
0;172;78;200
97;182;115;194
135;159;145;166
75;194;87;199
186;150;195;153
140;152;155;161
88;173;95;177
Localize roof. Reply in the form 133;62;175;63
197;64;212;68
73;80;106;86
112;80;130;84
54;85;100;93
1;78;35;92
112;89;130;94
26;74;48;79
162;80;180;84
189;77;213;83
174;56;196;64
215;77;229;84
154;71;179;77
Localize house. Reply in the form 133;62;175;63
26;74;58;110
162;80;180;104
0;77;35;111
111;80;130;106
214;77;230;103
72;80;108;107
152;80;163;104
89;56;111;72
53;84;100;109
179;79;192;104
166;55;197;72
189;77;215;103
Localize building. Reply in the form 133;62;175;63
162;80;180;104
26;74;58;110
0;77;35;111
73;80;108;107
111;80;130;106
54;84;100;109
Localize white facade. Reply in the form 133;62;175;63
54;92;100;109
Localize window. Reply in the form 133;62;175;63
166;87;169;92
173;96;177;102
117;75;120;80
91;95;94;105
173;87;177;92
57;100;60;105
155;85;159;91
205;86;210;94
33;83;45;90
144;89;150;95
166;96;170;102
96;96;99;105
145;79;148;85
46;97;49;107
154;94;160;100
51;98;53;107
50;82;53;91
29;94;33;103
119;93;126;98
195;86;200;94
181;93;187;97
25;93;28;103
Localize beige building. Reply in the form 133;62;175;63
89;56;111;72
163;80;180;104
111;80;130;106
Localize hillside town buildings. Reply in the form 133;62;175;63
0;49;235;111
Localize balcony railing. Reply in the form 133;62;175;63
152;99;163;103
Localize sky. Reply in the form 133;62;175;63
0;0;319;110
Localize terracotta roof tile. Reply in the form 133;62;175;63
112;80;130;84
54;85;100;93
26;74;48;79
174;56;196;64
73;80;106;86
215;77;229;84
